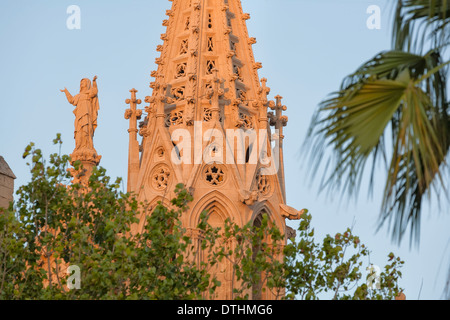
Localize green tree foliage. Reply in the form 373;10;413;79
0;137;403;300
284;214;404;300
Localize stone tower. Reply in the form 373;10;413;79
0;156;16;210
125;0;302;299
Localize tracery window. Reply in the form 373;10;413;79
171;86;185;101
204;165;225;186
180;39;189;55
207;37;214;52
151;165;171;191
256;171;270;196
176;63;187;78
206;60;216;75
165;110;184;126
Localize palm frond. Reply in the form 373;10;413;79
380;83;448;245
305;49;450;245
393;0;450;52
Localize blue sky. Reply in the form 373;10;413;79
0;0;448;299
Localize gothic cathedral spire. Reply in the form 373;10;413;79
124;0;303;299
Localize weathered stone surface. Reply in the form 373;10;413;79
0;156;15;179
0;176;14;189
0;156;15;209
0;198;10;210
0;184;12;195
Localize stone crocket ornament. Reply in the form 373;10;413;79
61;76;101;166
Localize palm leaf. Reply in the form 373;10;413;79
381;83;448;245
393;0;450;52
305;49;449;245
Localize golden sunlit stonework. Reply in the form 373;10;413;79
61;76;102;184
126;0;303;300
63;0;304;300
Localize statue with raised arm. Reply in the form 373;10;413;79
61;76;101;166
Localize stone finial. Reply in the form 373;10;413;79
269;95;288;138
125;89;143;193
259;78;271;100
125;89;143;124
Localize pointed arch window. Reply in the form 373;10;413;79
256;170;271;196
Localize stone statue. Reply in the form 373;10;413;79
61;76;102;175
61;76;101;166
